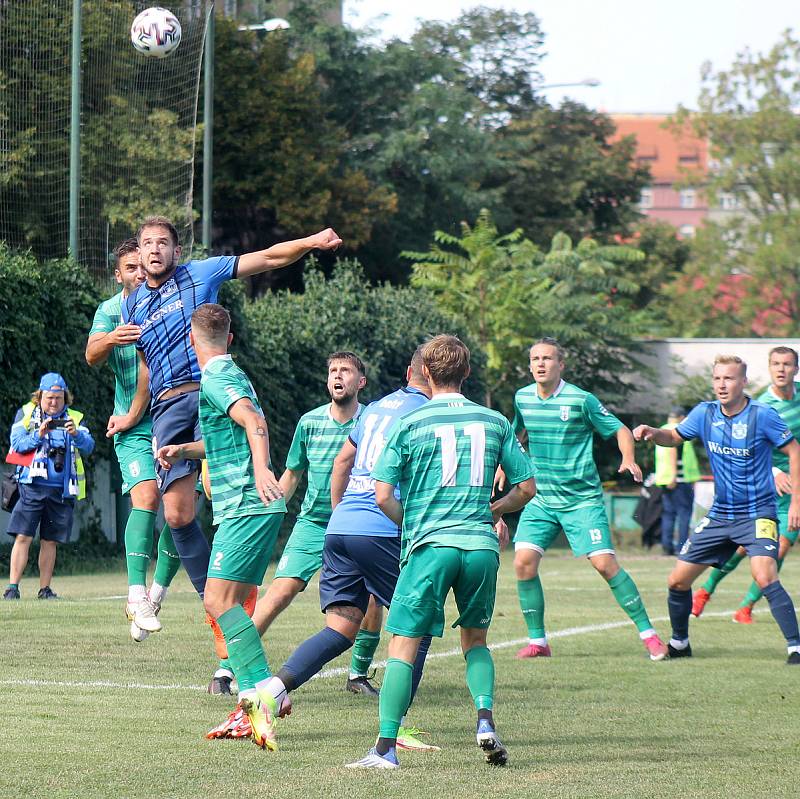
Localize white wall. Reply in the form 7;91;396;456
629;337;800;413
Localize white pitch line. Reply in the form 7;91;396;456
0;607;755;693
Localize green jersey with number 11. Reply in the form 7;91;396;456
371;392;533;562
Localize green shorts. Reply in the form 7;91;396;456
386;544;499;638
515;500;614;558
778;494;799;545
114;422;156;495
208;512;283;585
273;517;327;585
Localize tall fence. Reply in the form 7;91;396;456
0;1;209;277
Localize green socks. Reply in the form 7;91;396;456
349;629;381;678
125;509;156;587
608;569;652;633
217;605;271;694
701;550;746;594
465;645;494;711
517;577;546;639
153;523;181;588
378;658;413;739
742;557;785;607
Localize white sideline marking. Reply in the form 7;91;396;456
0;608;752;693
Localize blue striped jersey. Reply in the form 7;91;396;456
122;256;238;399
678;399;793;520
326;386;428;538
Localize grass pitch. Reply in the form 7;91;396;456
2;551;798;799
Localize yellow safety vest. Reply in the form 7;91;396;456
654;422;700;486
21;402;87;500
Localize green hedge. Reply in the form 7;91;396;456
1;249;487;568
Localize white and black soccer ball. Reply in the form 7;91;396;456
130;7;182;58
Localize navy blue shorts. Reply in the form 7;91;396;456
678;515;780;567
319;533;401;614
6;482;75;543
150;390;201;493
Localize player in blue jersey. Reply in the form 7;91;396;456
107;215;341;604
256;348;438;751
634;355;800;664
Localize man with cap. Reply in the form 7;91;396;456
3;373;95;599
654;407;700;556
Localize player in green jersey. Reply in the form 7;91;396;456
251;352;385;695
347;335;536;770
692;346;800;623
85;239;181;642
157;304;286;750
500;338;668;661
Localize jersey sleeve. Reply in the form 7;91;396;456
191;256;239;292
583;393;623;439
349;413;367;449
498;418;533;485
371;425;405;486
676;403;705;441
763;406;794;449
284;418;309;471
89;304;115;336
205;370;257;416
512;396;526;435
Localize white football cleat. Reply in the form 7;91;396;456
133;596;162;633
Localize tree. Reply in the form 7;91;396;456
406;210;648;413
669;30;800;336
207;18;396;292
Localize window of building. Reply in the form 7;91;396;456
679;189;696;209
719;192;740;210
678;225;695;239
639;188;653;209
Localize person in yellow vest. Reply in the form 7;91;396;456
654;407;700;555
3;373;94;600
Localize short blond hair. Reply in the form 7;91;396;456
422;335;470;388
713;354;747;376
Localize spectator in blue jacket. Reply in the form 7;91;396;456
4;373;95;600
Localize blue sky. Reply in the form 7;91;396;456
343;0;798;112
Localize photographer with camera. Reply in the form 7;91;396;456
3;373;94;600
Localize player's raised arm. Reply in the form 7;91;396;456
331;439;357;509
236;229;342;279
632;424;684;447
616;426;643;483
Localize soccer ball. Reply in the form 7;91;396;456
130;7;182;58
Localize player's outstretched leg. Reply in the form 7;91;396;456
346;655;412;769
666;561;706;658
465;643;507;766
124;509;161;641
213;600;277;750
347;607;381;695
758;579;800;664
149;523;181;607
514;548;551;658
397;634;440;752
592;555;667;660
692;549;746;617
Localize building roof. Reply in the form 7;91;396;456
610;114;708;184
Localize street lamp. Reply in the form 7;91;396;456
539;78;601;90
237;17;291;33
202;12;291;253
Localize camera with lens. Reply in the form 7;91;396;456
50;446;67;473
